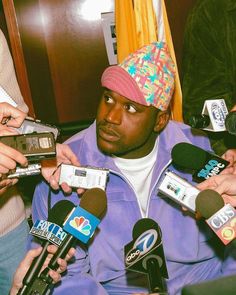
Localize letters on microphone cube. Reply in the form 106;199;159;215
206;204;236;245
201;99;228;132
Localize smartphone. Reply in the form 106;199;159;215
0;132;56;162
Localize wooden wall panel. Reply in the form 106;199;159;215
2;0;196;125
12;0;114;124
39;0;113;123
165;0;197;76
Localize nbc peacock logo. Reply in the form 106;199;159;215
69;216;92;236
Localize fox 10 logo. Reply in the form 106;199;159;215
206;204;236;245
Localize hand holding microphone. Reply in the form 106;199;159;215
171;142;230;182
17;199;76;295
26;187;107;295
197;174;236;207
10;245;75;295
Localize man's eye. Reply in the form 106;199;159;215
126;105;137;113
104;95;113;104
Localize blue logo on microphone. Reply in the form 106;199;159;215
134;229;158;255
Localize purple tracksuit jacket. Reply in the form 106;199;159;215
31;120;236;295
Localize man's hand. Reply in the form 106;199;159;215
41;143;84;194
221;149;236;174
0;103;28;184
0;102;26;127
10;245;75;295
197;174;236;207
0;142;28;174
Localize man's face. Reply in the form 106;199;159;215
96;89;160;159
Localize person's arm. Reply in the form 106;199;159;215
10;245;75;295
197;174;236;207
0;102;28;192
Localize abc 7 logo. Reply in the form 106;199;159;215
133;229;158;254
221;217;236;241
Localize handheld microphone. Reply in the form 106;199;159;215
27;187;107;295
189;114;210;129
196;189;236;246
225;111;236;135
125;218;168;294
181;274;236;295
17;200;75;295
171;142;229;182
198;99;228;132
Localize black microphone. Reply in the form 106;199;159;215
225;111;236;135
181;274;236;295
171;142;229;182
189;114;210;129
17;200;75;295
125;218;168;294
27;187;107;295
196;189;236;246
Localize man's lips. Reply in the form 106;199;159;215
98;125;120;142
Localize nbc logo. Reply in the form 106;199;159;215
69;216;92;236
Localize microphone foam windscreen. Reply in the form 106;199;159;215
132;218;160;240
80;187;107;218
195;189;224;218
48;200;75;225
171;142;207;170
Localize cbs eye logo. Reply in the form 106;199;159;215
221;217;236;241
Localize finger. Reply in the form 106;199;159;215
76;188;85;195
0;126;19;136
20;247;43;268
49;175;60;190
48;269;61;284
64;247;76;261
61;182;72;195
0;103;26;127
57;258;67;273
0;143;28;167
47;244;58;255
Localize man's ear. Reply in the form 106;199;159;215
154;109;170;132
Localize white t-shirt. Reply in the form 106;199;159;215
113;139;158;216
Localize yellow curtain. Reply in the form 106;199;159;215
115;0;183;122
115;0;138;63
160;0;183;121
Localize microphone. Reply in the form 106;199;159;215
171;142;229;182
189;114;210;129
124;218;168;294
225;111;236;135
181;274;236;295
17;200;75;295
27;187;107;295
196;189;236;246
190;99;228;132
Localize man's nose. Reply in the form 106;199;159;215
105;105;122;125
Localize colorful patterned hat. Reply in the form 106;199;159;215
101;42;175;111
